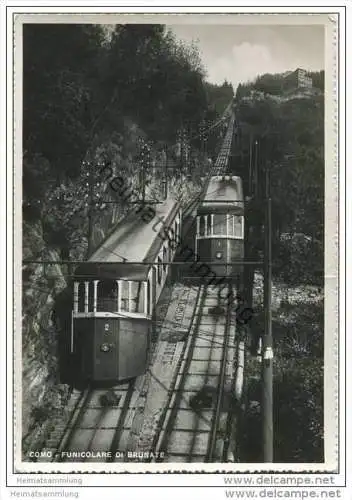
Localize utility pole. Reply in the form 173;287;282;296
163;146;168;200
249;135;253;195
180;126;185;175
87;163;94;258
254;140;258;198
139;141;150;204
262;166;273;462
141;159;146;204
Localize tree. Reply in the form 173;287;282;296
274;358;323;462
23;24;107;180
253;73;284;95
236;83;324;286
237;73;324;463
23;22;221;256
308;70;324;91
205;80;234;116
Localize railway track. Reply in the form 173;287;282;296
150;284;237;463
53;381;137;462
214;114;236;174
182;112;236;225
52;283;237;463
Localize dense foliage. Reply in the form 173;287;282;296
205;80;234;115
235;72;324;286
23;24;234;257
236;71;324;462
236;70;324;99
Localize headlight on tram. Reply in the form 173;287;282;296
100;343;111;353
216;251;223;259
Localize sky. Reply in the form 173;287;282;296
167;24;324;89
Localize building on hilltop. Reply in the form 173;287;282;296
284;68;313;89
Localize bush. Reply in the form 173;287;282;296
274;358;324;462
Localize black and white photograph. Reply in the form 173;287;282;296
12;11;340;475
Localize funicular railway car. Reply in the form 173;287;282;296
196;175;244;279
72;198;181;382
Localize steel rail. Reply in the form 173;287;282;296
144;286;201;461
53;387;93;462
53;382;135;463
106;381;136;462
205;283;233;462
152;285;208;462
151;284;235;463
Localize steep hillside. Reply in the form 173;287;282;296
22;24;233;454
236;71;324;286
235;71;324;462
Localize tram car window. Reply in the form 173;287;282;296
97;280;119;313
199;216;205;236
130;280;146;314
227;215;234;237
157;256;162;284
147;280;151;316
213;214;227;235
71;197;181;383
88;283;94;312
207;214;212;235
233;215;244;239
77;282;85;312
163;246;167;272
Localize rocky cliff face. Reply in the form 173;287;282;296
22;221;72;455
